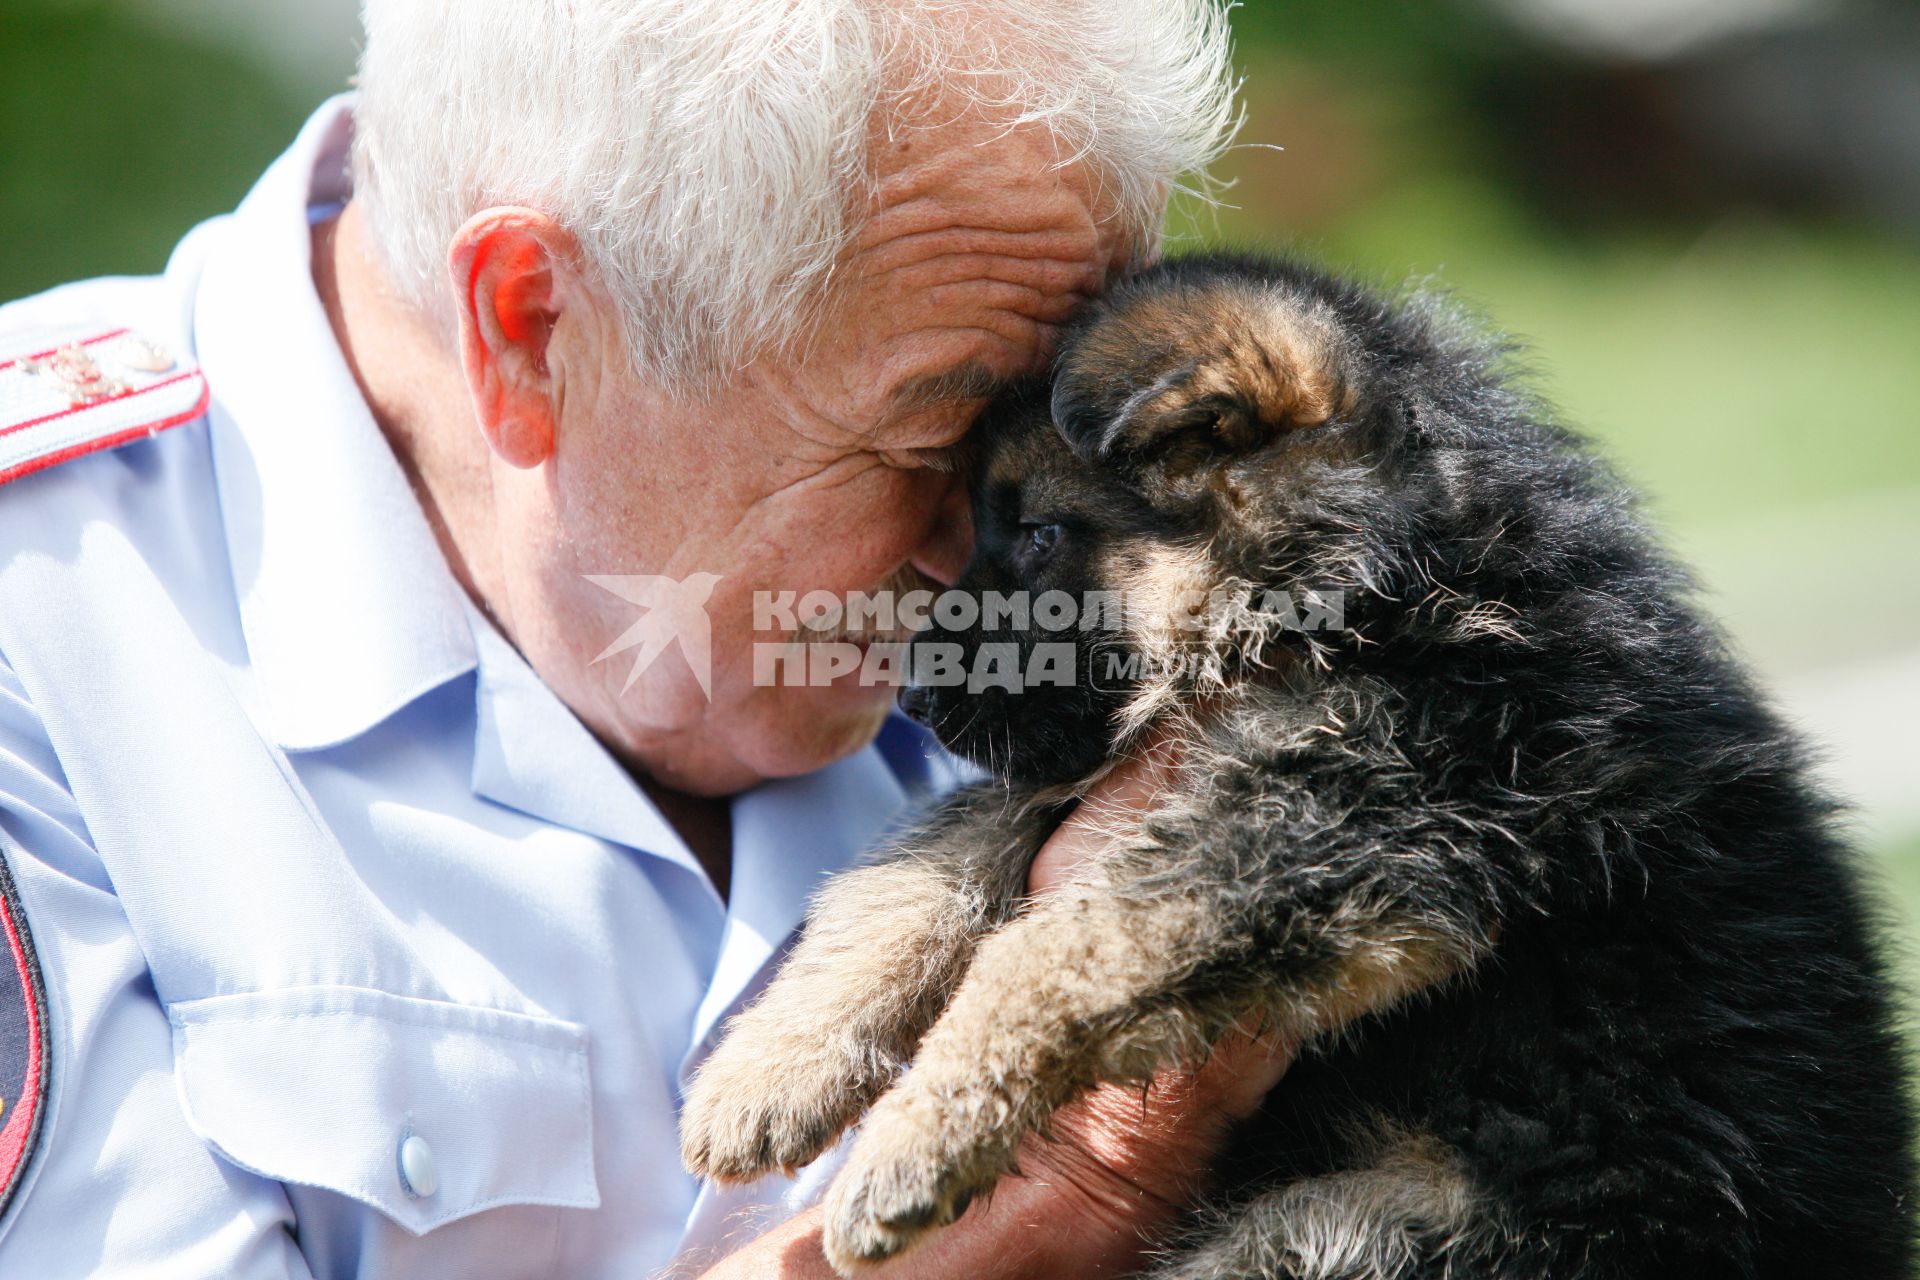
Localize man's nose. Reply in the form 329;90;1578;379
909;478;974;588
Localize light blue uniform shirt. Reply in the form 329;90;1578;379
0;97;949;1277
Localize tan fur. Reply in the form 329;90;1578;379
681;789;1051;1192
1283;919;1473;1039
1160;1124;1488;1280
680;857;987;1182
1105;540;1225;737
1069;283;1358;463
812;873;1470;1271
1181;297;1354;431
822;883;1218;1271
685;767;1475;1273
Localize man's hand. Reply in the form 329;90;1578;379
703;743;1294;1279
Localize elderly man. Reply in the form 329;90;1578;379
0;2;1286;1276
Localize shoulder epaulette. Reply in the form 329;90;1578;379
0;325;209;487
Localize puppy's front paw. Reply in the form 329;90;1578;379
680;1031;871;1183
820;1091;999;1274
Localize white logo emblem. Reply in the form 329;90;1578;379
586;573;723;699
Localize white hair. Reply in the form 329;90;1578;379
352;0;1241;395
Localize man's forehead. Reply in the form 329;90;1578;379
855;105;1134;267
812;112;1140;454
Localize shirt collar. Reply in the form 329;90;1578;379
465;599;710;884
467;590;915;938
196;95;478;751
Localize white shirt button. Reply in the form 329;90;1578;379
398;1134;439;1198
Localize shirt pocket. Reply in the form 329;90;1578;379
168;985;600;1235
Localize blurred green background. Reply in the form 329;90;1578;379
2;2;1916;949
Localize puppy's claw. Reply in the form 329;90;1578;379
679;1098;838;1183
823;1169;969;1274
821;1103;995;1274
679;1041;867;1183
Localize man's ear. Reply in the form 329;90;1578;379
448;208;579;469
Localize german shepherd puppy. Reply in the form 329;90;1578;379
680;254;1916;1278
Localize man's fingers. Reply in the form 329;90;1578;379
1018;731;1292;1233
1081;1020;1295;1155
1183;1021;1297;1123
1029;1020;1296;1214
1029;730;1184;895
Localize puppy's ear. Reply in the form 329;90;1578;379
1052;285;1355;490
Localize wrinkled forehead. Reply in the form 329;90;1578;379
806;110;1142;447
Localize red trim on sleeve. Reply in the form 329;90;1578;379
0;846;48;1221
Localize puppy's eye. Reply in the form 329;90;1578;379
1022;523;1063;560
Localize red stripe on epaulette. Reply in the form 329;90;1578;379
0;843;48;1224
0;328;131;375
0;369;205;443
0;370;210;445
0;377;211;488
0;326;209;488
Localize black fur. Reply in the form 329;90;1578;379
907;252;1918;1277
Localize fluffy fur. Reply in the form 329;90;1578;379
681;252;1916;1277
